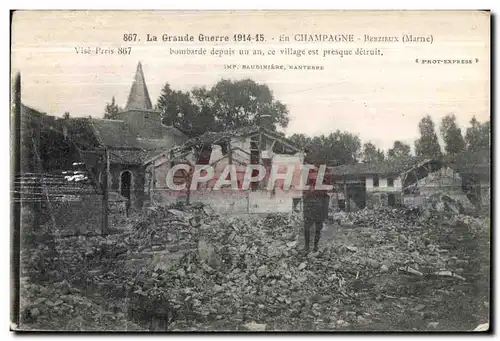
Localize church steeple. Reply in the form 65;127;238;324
125;62;153;111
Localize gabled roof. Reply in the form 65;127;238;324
329;149;492;179
170;126;260;152
62;117;187;164
67;118;186;150
328;156;430;177
143;125;303;166
135;137;186;150
125;62;153;111
21;104;45;119
170;125;301;155
89;119;140;148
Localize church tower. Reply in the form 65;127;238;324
125;62;153;111
115;61;171;139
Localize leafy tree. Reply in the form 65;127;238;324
361;142;385;163
440;114;465;154
103;96;122;119
204;79;289;131
387;140;411;159
156;84;210;137
415;115;442;158
289;131;361;165
63;112;70;119
288;133;311;149
156;79;290;137
465;116;490;152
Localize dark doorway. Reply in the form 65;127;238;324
338;199;346;211
388;193;395;207
292;198;301;212
121;171;132;200
350;179;366;209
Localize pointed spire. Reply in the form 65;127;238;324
125;62;153;111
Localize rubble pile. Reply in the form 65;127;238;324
154;206;488;330
19;278;143;331
22;233;130;285
132;203;215;247
450;214;490;237
421;192;471;216
341;208;489;285
150;213;360;330
20;202;490;331
344;207;423;230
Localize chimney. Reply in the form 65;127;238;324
257;114;273;130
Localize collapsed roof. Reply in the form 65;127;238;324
145;125;304;165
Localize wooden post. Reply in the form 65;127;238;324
344;181;349;212
151;163;155;204
336;188;340;212
186;164;192;205
228;141;233;165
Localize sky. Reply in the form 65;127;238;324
11;10;490;152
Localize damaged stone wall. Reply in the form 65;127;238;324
190;191;249;214
151;188;188;207
248;191;298;214
417;167;463;196
146;134;304;215
366;192;403;209
408;167;474;212
109;163;145;209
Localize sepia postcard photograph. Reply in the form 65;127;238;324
10;10;491;332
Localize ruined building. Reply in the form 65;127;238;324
327;153;490;213
65;62;188;209
143;118;305;215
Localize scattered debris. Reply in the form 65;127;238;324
380;265;389;273
243;321;267;331
427;322;439;329
432;270;466;281
398;266;423;277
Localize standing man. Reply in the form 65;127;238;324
302;160;331;254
